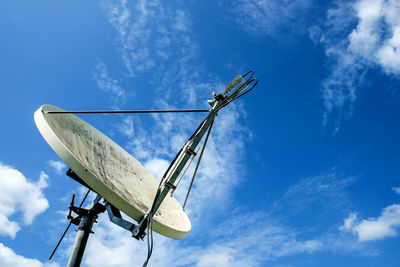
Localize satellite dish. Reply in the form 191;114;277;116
34;104;191;239
34;71;258;266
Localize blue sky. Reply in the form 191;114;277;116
0;0;399;266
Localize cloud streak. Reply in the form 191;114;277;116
101;0;161;76
231;0;311;37
94;61;127;107
270;170;355;217
47;160;66;175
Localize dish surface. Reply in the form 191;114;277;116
34;105;191;239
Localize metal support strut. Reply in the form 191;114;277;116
66;196;105;267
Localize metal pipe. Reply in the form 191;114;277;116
171;147;200;195
66;214;96;267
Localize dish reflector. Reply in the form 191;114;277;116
34;105;191;239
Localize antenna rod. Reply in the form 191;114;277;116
49;189;91;261
43;109;209;114
183;119;214;209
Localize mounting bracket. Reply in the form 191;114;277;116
104;200;145;240
66;194;105;267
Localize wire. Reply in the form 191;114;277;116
183;119;214;209
242;70;254;80
142;190;158;267
44;109;209;114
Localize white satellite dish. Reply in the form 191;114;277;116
35;71;257;266
34;104;191;239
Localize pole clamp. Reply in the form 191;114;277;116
186;147;197;156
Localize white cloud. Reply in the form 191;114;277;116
0;163;49;238
180;106;249;217
98;1;251;228
92;2;364;266
341;204;400;241
103;0;130;39
89;2;276;264
94;61;127;107
201;212;324;264
120;103;249;222
0;215;19;239
340;212;358;231
393;187;400;194
98;1;199;111
313;0;400;132
99;0;244;217
118;116;134;138
0;243;59;267
144;158;170;180
270;170;355;215
81;211;324;267
310;1;361;133
101;0;161;76
231;0;311;37
101;0;198;79
83;220;143;267
75;169;366;266
173;10;191;32
47;160;66;175
349;0;400;75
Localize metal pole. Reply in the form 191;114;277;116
66;213;96;267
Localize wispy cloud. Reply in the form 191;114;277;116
94;61;127;107
97;0;202;110
340;204;400;241
393;187;400;194
47;160;66;175
81;213;324;267
201;212;324;264
0;162;49;238
84;1;265;265
77;169;369;266
86;1;375;266
117;116;134;137
270;170;355;216
230;0;311;38
82;217;322;266
120;94;249;223
143;157;170;180
309;1;361;133
311;0;400;132
101;0;161;76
